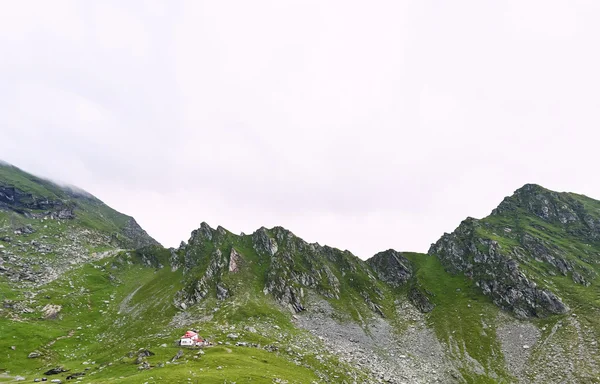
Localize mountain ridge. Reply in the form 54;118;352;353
2;161;600;383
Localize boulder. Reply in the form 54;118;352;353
229;248;243;273
44;367;68;375
42;304;62;319
171;349;183;362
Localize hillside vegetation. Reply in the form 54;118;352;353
2;163;600;383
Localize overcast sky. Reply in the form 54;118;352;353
1;1;599;258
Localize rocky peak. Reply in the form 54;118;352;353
175;223;389;317
216;225;228;236
430;220;569;318
252;227;278;257
429;191;574;318
197;222;214;241
492;184;600;246
493;184;582;225
229;248;243;273
366;249;413;288
188;222;231;248
0;161;160;289
121;217;160;249
428;217;480;275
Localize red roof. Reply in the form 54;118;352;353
181;331;203;341
182;331;197;338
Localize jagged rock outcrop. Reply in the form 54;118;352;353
494;184;592;228
181;222;218;271
427;184;600;319
120;217;160;249
429;217;568;318
259;228;342;312
408;286;435;313
229;248;243;273
177;248;230;306
174;223;246;307
0;162;160;289
0;184;78;222
252;227;278;257
0;185;63;212
367;249;413;287
175;224;388;315
365;250;439;313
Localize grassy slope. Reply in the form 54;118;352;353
405;252;512;383
1;226;538;383
183;226;396;326
479;197;600;316
0;163;142;242
484;206;600;382
424;186;600;382
6;176;600;382
0;250;365;383
0;165;65;200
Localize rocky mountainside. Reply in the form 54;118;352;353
0;163;158;288
2;164;600;383
427;184;600;381
430;183;600;318
171;223;392;317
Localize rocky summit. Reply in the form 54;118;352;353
1;163;600;383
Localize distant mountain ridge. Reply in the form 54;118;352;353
0;162;158;287
0;162;158;248
2;161;600;383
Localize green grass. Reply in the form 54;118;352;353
425;185;600;381
0;251;365;383
405;253;513;383
0;164;65;200
6;168;600;382
0;163;151;251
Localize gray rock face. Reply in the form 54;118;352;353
0;185;63;212
120;217;160;249
216;284;229;300
494;183;600;240
0;181;80;223
263;250;310;312
259;228;348;313
177;225;386;316
42;304;62;319
408;287;435;313
228;248;242;273
429;218;568;318
367;249;413;287
252;227;278;257
177;248;230;306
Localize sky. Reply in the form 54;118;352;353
1;1;600;258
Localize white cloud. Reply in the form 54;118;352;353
1;0;599;258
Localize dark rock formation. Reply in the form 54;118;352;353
120;217;160;249
44;367;68;375
429;218;569;318
408;286;435;313
367;249;413;287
